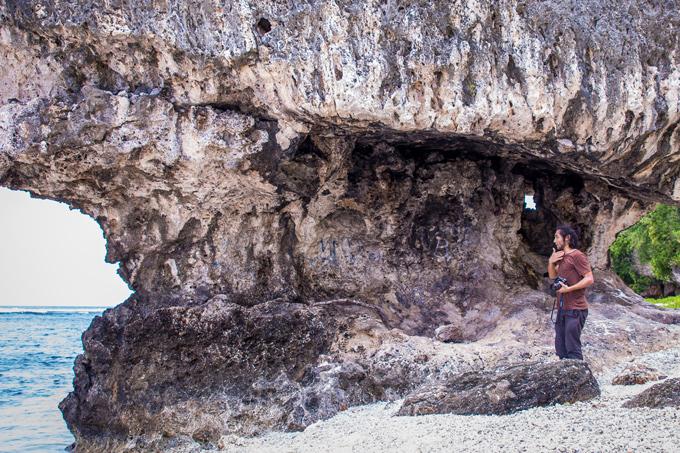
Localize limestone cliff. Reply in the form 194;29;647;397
1;1;679;451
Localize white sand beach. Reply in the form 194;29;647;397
217;343;680;453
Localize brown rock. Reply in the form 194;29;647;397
622;378;680;409
435;324;467;343
611;363;667;385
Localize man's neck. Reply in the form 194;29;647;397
564;245;574;253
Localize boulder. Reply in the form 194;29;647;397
434;324;468;343
397;359;600;416
611;363;667;386
623;378;680;409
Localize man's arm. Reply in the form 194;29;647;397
557;271;595;293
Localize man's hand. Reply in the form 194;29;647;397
556;282;571;294
557;272;595;294
549;249;564;265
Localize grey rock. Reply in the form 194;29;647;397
397;359;600;416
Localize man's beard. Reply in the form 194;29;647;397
554;243;563;251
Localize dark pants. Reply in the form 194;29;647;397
555;308;588;360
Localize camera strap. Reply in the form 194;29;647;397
551;294;565;324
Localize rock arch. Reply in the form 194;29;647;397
1;1;680;450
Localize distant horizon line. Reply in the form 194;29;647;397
0;304;117;307
0;306;116;314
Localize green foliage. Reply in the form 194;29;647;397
635;204;680;280
609;222;656;293
645;295;680;309
609;204;680;294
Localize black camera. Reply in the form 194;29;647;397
550;276;568;297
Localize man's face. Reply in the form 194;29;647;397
554;230;565;251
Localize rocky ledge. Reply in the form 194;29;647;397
1;1;679;451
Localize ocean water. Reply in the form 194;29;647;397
0;306;109;452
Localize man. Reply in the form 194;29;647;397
547;225;594;360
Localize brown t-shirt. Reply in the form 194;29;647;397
556;249;592;310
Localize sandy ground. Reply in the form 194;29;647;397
215;341;680;453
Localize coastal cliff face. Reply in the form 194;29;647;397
1;1;680;450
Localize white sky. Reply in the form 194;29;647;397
524;194;536;210
0;187;132;307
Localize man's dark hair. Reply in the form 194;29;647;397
556;224;580;249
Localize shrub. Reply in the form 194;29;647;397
609;204;680;294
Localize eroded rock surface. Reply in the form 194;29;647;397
1;1;680;451
622;378;680;408
396;359;600;416
611;363;667;385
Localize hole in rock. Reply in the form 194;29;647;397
0;187;132;452
256;18;272;35
514;163;593;258
324;135;599;338
250;132;601;340
0;187;132;307
524;194;537;210
608;203;680;299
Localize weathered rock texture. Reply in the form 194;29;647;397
623;378;680;408
611;363;667;385
1;1;680;451
396;359;600;416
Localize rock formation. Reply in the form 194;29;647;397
396;359;600;416
1;1;680;451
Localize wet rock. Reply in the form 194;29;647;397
397;359;600;416
622;378;680;409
